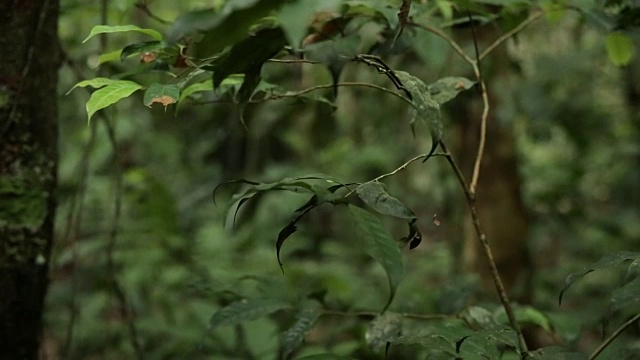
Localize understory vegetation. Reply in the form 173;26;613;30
48;0;640;359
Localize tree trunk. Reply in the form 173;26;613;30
0;1;59;359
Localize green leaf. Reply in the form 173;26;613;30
559;251;640;305
85;80;143;123
349;205;404;312
462;306;500;330
609;276;640;313
281;308;321;359
394;71;443;161
388;334;457;356
365;312;402;351
428;77;475;105
67;77;116;95
457;328;518;358
212;27;287;88
169;0;285;59
276;183;349;271
605;32;634;66
98;50;123;65
305;36;360;97
355;182;415;220
143;83;180;108
178;79;213;104
83;25;163;43
208;298;291;329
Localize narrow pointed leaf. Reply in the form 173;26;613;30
213;179;261;205
67;77;115;94
83;25;163;43
391;0;412;47
86;80;143;123
281;308;321;359
559;251;640;305
349;205;404;312
212;27;287;88
209;298;290;329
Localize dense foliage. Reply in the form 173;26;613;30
49;0;640;359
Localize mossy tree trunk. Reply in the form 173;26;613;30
0;1;59;359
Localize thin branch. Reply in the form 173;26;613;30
135;1;170;24
267;58;320;64
440;141;528;356
589;314;640;360
469;76;489;195
343;154;430;198
408;21;475;66
103;118;144;360
192;82;414;106
321;309;452;321
99;2;143;358
479;10;545;61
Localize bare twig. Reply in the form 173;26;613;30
192;82;414;106
60;121;97;358
343;154;431;198
267;58;320;64
408;21;476;65
469;74;489;195
103;119;144;360
440;141;528;356
479;10;545;61
321;309;452;321
135;1;170;24
589;314;640;360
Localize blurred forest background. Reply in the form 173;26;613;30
29;0;640;358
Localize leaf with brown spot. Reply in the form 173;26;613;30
143;83;180;108
140;52;157;63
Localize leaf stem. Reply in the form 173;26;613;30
192;82;414;106
440;141;528;356
343;153;438;198
408;21;475;65
589;314;640;360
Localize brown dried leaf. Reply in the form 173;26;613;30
147;95;176;108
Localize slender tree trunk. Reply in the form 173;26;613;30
0;1;59;359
